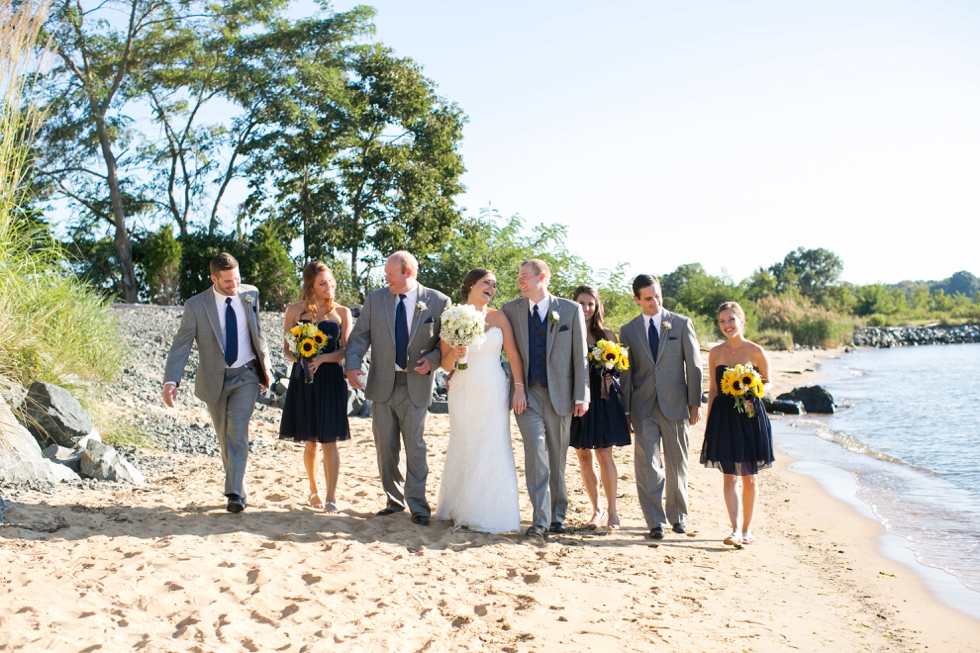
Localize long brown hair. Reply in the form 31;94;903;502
302;261;334;319
573;284;606;342
460;268;492;302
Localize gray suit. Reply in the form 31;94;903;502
164;285;272;499
502;296;589;530
345;284;450;517
619;310;702;528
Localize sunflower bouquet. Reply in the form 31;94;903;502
720;363;765;417
288;322;331;383
439;304;487;370
588;340;629;398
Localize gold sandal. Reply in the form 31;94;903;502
309;492;325;510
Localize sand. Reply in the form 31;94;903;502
2;348;978;652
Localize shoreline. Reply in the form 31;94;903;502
1;347;978;650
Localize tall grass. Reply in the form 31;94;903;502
0;0;124;389
755;296;859;347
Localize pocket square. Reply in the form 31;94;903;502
424;316;435;324
668;334;679;340
558;325;569;332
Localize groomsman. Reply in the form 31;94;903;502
619;274;703;538
345;251;450;525
162;253;272;513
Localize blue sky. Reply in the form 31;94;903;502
324;0;980;285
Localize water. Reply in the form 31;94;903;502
771;342;980;620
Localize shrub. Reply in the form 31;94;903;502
753;329;794;351
866;313;887;327
143;224;182;305
242;221;299;310
755;296;856;347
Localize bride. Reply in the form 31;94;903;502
434;268;527;534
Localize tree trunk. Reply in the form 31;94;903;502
96;118;137;303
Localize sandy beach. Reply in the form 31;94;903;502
2;348;978;652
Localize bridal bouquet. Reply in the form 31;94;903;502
288;322;330;383
439;304;486;370
720;363;765;417
588;340;629;398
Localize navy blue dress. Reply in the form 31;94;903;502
700;365;774;475
570;367;632;449
278;320;350;443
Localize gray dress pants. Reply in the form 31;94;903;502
372;373;431;517
634;399;690;528
515;384;570;529
206;362;260;499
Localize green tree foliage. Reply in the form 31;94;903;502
770;247;843;301
660;263;750;333
143;224;182;304
241;221;299;310
933;271;980;300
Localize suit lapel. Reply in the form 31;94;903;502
203;288;224;353
635;315;655;366
407;285;427;345
545;296;557;360
516;298;530;371
656;310;672;363
383;290;397;344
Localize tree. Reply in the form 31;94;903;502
143;223;182;304
773;247;843;301
933;270;979;300
742;266;778;301
241;221;299;310
244;41;467;291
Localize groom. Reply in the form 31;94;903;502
345;251;450;526
163;253;272;513
502;259;589;538
619;274;703;538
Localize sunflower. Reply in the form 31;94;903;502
299;339;316;356
751;380;764;397
617;353;629;370
719;371;736;396
290;325;302;337
313;331;327;347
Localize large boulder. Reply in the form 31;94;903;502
42;444;84;474
23;382;94;447
764;398;806;415
776;386;835;414
79;440;145;484
0;393;73;484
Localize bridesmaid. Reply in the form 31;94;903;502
700;301;775;545
279;262;353;513
569;285;631;530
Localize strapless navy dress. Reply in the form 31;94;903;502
570;367;632;449
700;365;774;475
278;320;350;443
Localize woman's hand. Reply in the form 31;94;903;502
513;388;527;414
306;355;321;376
454;345;468;361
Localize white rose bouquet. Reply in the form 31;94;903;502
439;304;487;370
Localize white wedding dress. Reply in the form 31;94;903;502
434;327;521;534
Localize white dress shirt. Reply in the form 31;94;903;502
642;308;664;349
528;294;552;322
393;283;420;371
214;288;257;368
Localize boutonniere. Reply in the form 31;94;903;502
416;300;427;314
242;294;254;307
549;310;560;325
662;321;672;332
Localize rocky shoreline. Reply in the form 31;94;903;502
852;323;980;348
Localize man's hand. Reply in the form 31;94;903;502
162;383;178;408
260;372;272;394
346;368;365;390
573;402;589;418
689;405;702;426
414;357;432;375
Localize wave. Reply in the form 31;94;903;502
785;419;906;467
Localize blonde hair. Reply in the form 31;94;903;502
717;301;746;322
388;251;419;277
522;258;551;282
302;261;334;318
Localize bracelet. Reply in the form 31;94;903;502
514;383;525;386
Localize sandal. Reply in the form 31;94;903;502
741;531;755;545
309;492;325;510
324;501;338;515
606;513;621;530
586;509;606;530
723;532;743;546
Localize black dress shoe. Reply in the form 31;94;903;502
226;495;245;514
672;522;687;534
376;507;405;516
411;514;430;526
649;526;665;539
549;522;565;534
525;525;545;538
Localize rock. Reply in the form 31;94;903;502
46;459;81;482
359;399;372;419
42;444;84;474
0;380;27;412
777;386;835;414
428;400;449;414
764;399;805;415
0;493;7;522
75;430;102;450
0;393;65;485
22;382;94;447
80;440;145;484
274;378;289;395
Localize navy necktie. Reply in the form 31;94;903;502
224;297;238;366
533;304;541;323
395;294;408;369
648;317;659;362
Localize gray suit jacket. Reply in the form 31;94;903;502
501;296;589;416
164;285;272;405
345;284;451;408
619;310;703;425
